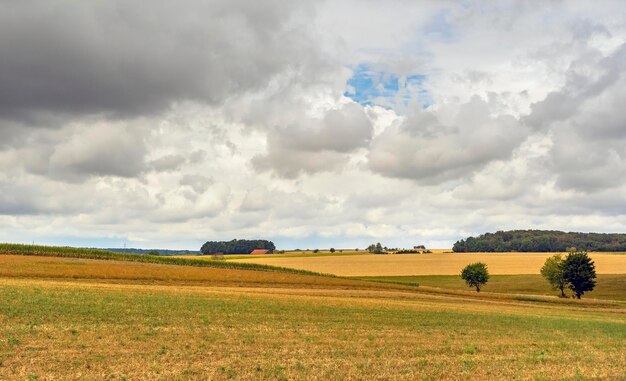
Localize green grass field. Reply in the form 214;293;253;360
357;274;626;302
1;245;625;380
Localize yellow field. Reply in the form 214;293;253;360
230;252;626;276
0;255;405;291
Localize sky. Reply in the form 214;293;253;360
1;1;626;250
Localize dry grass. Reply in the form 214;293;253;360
1;253;625;380
0;276;625;380
231;251;626;276
0;255;408;291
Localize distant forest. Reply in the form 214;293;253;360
106;248;199;256
200;239;276;255
452;230;626;252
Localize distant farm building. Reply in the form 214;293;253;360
250;249;270;255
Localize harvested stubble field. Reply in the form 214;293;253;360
230;251;626;276
0;255;389;290
1;249;625;380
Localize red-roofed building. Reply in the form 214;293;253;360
250;249;270;255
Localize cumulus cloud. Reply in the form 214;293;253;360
2;1;626;250
525;45;626;129
368;98;528;183
179;174;214;194
149;154;187;173
46;124;148;180
522;44;626;193
253;102;373;178
240;188;271;212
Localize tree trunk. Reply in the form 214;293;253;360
559;285;565;298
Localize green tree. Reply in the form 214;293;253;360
329;248;336;253
460;262;490;292
367;243;384;254
562;251;596;299
540;254;567;297
200;239;276;255
148;250;160;256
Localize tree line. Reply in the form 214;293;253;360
200;239;276;255
461;250;597;299
453;230;626;252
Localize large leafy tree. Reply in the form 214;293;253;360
562;251;596;299
540;254;567;297
460;262;490;292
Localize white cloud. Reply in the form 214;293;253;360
368;97;528;183
252;102;373;178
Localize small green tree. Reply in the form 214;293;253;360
329;247;336;253
540;254;567;297
148;250;160;256
460;262;490;292
367;243;384;254
562;251;596;299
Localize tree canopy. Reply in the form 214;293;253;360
453;230;626;252
540;254;566;297
367;243;384;254
562;251;597;299
460;262;490;292
200;239;275;255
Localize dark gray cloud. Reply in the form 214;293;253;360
0;0;319;121
0;0;331;183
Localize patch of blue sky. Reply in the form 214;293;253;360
344;63;432;109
